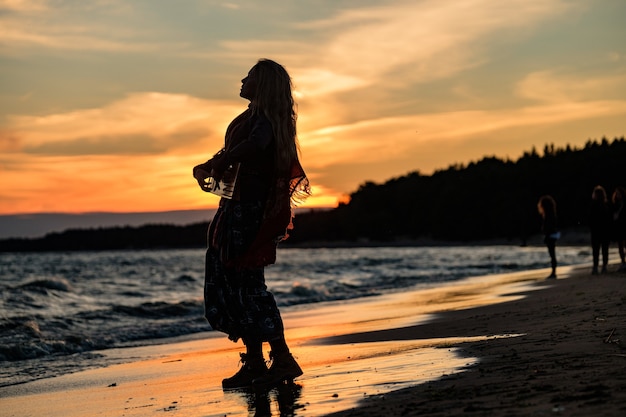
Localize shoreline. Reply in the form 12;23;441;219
1;264;624;416
324;266;626;416
0;225;591;252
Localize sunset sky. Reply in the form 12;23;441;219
1;0;625;215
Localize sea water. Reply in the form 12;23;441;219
0;245;591;386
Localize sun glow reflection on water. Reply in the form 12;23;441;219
0;260;569;416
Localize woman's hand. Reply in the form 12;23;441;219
210;152;229;183
193;163;213;192
193;149;229;192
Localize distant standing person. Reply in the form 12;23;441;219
537;195;559;279
611;186;626;271
589;185;611;275
193;59;310;389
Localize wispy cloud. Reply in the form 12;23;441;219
0;0;177;53
2;93;240;155
0;0;624;214
0;0;48;12
302;98;626;167
0;24;159;52
515;70;626;103
286;0;573;94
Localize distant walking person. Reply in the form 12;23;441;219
611;186;626;271
538;195;559;279
589;185;611;275
193;59;310;389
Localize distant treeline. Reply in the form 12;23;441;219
0;223;210;252
288;137;626;244
1;137;624;252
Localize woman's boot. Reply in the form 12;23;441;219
252;351;303;387
222;353;268;389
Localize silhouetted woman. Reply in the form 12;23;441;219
538;195;558;278
589;185;611;275
612;186;626;271
193;59;310;389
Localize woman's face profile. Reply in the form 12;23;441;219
240;67;257;101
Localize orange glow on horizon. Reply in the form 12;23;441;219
1;1;625;216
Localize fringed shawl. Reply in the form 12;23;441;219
232;157;310;268
208;106;311;269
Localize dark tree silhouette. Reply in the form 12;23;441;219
2;137;625;251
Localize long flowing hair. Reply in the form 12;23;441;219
537;195;557;218
248;59;310;207
613;186;626;205
235;60;309;266
592;185;607;202
249;59;299;175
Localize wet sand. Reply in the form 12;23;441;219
325;266;626;417
1;265;625;416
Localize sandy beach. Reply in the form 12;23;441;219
325;266;626;417
1;264;625;416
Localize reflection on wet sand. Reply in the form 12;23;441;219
0;267;558;416
226;382;304;417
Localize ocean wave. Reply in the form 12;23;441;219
0;246;591;385
0;299;206;363
0;334;101;362
176;274;197;283
0;316;101;362
112;300;201;318
17;278;73;293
